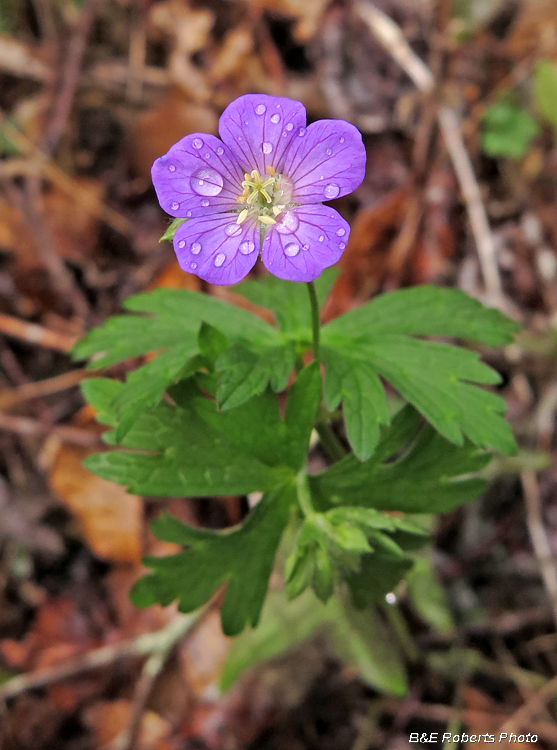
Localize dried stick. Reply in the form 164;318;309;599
0;413;101;447
498;671;557;737
0;369;94;411
0;313;78;353
0;611;204;702
521;470;557;629
355;2;504;306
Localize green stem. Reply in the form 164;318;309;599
296;469;314;518
306;281;320;363
316;422;346;463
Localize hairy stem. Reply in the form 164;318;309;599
306;281;320;363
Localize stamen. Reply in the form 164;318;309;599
272;206;281;216
236;209;249;224
258;215;276;225
260;189;272;203
267;165;275;177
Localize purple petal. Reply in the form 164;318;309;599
152;134;244;218
261;205;349;282
173;214;260;285
218;94;307;175
281;120;366;204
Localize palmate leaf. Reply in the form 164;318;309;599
132;486;296;635
310;405;491;514
73;289;287;438
321;285;519;460
84;363;321;496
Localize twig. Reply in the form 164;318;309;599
0;313;79;353
521;470;557;629
355;1;504;306
0;369;94;411
43;0;99;152
0;413;101;447
126;0;148;103
0;611;204;702
498;671;557;737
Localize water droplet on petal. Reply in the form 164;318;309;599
326;148;332;156
276;211;299;234
178;240;185;249
239;240;255;255
238;135;243;141
169;164;176;172
214;253;226;267
270;113;280;124
225;223;242;237
190;262;197;269
303;244;309;250
339;242;346;250
336;227;346;236
262;142;273;154
191;242;202;254
286;123;294;131
192;138;203;149
216;146;224;155
186;211;192;218
318;235;324;242
201;199;209;207
324;184;340;199
340;136;345;143
284;242;300;257
298;127;306;137
171;202;179;210
255;104;266;115
191;168;224;197
204;152;210;158
244;120;249;126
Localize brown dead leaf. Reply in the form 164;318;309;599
84;699;172;750
177;608;231;701
148;259;202;291
149;0;213;55
248;0;329;41
49;445;142;564
462;686;519;750
507;0;557;56
131;88;218;179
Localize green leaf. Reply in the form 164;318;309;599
481;101;538;159
345;553;413;608
81;377;123;428
221;589;407;696
534;60;557;130
322;286;519;458
216;341;295;411
197;321;228;370
133;486;295;635
310;405;491;514
406;553;454;634
233;268;338;339
159;217;187;242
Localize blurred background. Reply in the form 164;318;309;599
1;0;557;748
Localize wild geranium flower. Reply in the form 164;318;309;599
152;94;366;285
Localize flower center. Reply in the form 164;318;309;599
235;166;292;226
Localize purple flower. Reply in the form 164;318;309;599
152;94;366;285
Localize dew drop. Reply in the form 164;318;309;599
204;152;210;158
244;120;249;126
216;146;224;155
276;210;299;234
286;123;294;131
255;103;266;115
192;137;203;149
190;262;197;270
270;113;280;124
324;184;340;199
318;235;324;242
303;244;309;250
168;164;176;172
186;211;192;218
171;202;179;210
336;227;346;236
262;141;273;154
239;240;255;255
201;199;209;207
178;240;185;249
191;167;224;197
340;136;345;143
191;242;202;254
214;253;226;267
284;242;300;257
298;127;306;137
225;223;242;237
339;242;346;250
238;135;243;141
326;148;332;156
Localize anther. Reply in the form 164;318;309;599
267;165;276;177
236;209;248;224
258;216;276;225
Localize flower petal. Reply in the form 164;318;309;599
152;134;244;218
219;94;307;175
173;214;260;285
261;205;349;282
281;119;366;204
